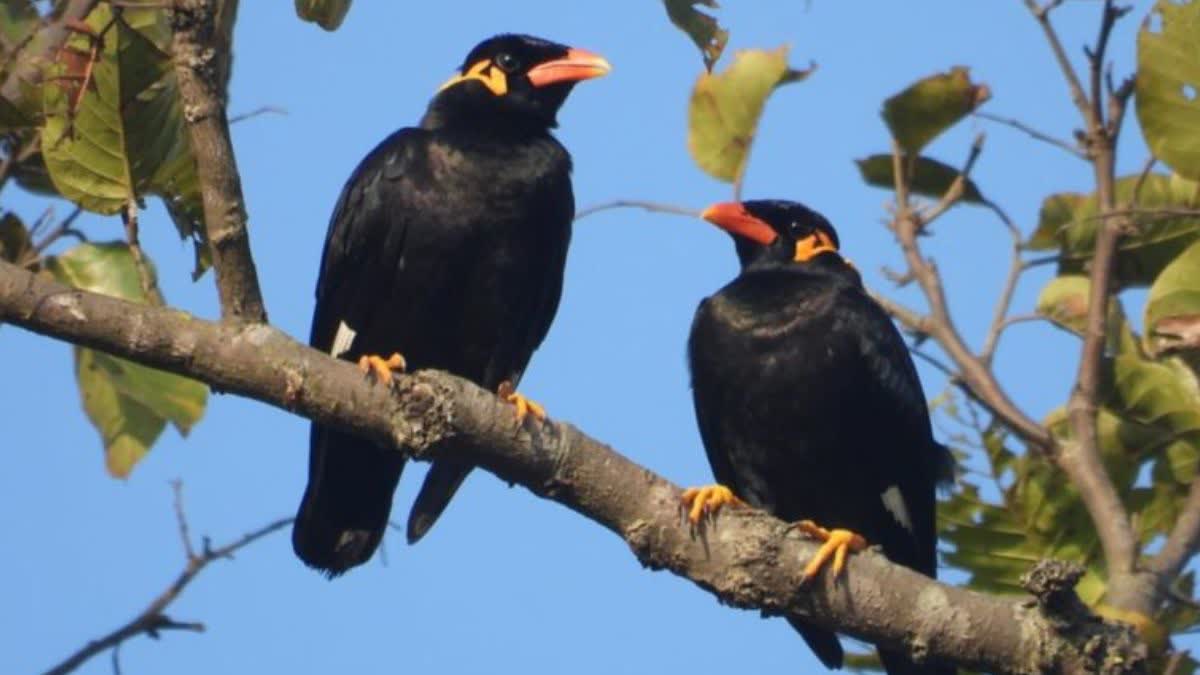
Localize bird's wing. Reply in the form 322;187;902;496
310;127;431;356
841;286;948;575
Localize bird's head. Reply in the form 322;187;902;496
701;200;846;270
428;34;610;130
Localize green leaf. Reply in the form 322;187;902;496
662;0;729;71
0;211;30;263
687;47;812;182
1027;192;1087;251
1145;239;1200;357
881;67;990;155
1037;174;1200;287
1107;354;1200;484
294;0;352;31
854;154;985;204
46;242;208;477
41;6;208;277
1136;0;1200;181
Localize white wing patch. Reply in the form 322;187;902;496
881;485;913;532
331;320;356;358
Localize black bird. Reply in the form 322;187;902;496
294;34;610;576
682;200;954;674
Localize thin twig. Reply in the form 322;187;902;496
170;479;196;561
1024;0;1094;128
981;202;1026;365
228;105;287;125
1149;476;1200;582
40;484;291;675
884;138;1052;450
574;200;701;222
121;201;161;305
974;111;1087;159
1130;157;1157;208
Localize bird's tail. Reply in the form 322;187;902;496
879;649;956;675
293;424;405;576
405;459;472;544
786;617;844;670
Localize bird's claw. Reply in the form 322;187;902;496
680;484;744;525
497;381;546;425
791;519;867;582
357;352;407;385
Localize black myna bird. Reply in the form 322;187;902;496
682;200;954;674
293;34;609;576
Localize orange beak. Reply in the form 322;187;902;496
701;202;778;245
527;48;612;88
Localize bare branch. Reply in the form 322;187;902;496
885;140;1053;451
0;0;101;110
1149;477;1200;582
39;481;290;675
575;200;701;222
121;201;161;305
0;259;1144;675
1024;0;1095;128
170;0;266;323
974;111;1087;159
981;203;1026;366
228;105;287;125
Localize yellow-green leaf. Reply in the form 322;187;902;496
1146;239;1200;357
1136;0;1200;181
1034;174;1200;287
881;67;990;155
854;154;985;204
295;0;352;31
662;0;728;71
687;46;812;182
41;6;208;277
46;242;208;478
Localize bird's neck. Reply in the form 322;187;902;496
420;100;554;141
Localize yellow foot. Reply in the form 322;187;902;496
497;380;546;425
791;520;868;582
357;352;407;385
680;484;745;525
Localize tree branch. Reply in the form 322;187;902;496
974;111;1088;160
1149;476;1200;583
885;141;1053;451
0;259;1145;675
0;0;101;109
40;480;290;675
170;0;265;323
574;200;701;222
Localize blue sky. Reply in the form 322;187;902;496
3;2;1185;673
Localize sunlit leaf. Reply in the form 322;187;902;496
46;242;208;478
1145;239;1200;358
881;67;990;155
1027;192;1086;251
662;0;728;71
1036;174;1200;287
855;154;985;204
688;46;812;182
1136;0;1200;180
294;0;352;31
0;0;41;128
41;5;208;277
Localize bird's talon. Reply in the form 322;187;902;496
357;352;407;385
679;484;744;525
790;519;867;582
497;381;547;425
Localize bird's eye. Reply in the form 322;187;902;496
494;53;520;73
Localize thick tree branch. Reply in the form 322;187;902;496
0;259;1147;674
40;481;290;675
170;0;266;323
